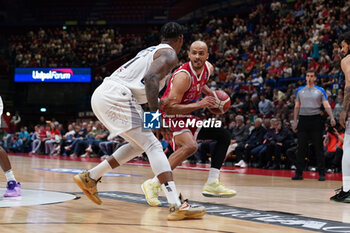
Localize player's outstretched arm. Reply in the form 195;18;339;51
144;48;178;111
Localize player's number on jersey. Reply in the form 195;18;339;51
123;57;140;69
124;47;157;70
122;47;157;85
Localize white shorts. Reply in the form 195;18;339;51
91;79;144;138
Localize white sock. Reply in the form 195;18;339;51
207;168;220;183
152;176;159;183
161;181;181;207
5;169;16;182
343;176;350;192
89;160;113;180
342;133;350;192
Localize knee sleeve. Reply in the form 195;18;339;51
118;127;171;176
144;139;171;176
111;142;144;165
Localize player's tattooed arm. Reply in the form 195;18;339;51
344;86;350;113
144;48;178;111
145;74;161;111
339;57;350;127
340;86;350;128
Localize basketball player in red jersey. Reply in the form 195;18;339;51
142;41;236;207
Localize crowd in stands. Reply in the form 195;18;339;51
0;120;128;160
2;0;350;173
6;1;350;84
7;27;156;68
183;0;349;90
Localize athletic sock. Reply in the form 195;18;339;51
343;176;350;192
89;160;113;180
5;169;16;182
161;181;181;207
342;135;350;192
207;168;220;183
152;176;159;183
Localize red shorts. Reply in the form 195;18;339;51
162;113;202;151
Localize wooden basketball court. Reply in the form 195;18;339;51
1;154;350;233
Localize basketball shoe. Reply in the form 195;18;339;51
202;179;236;198
3;180;21;197
167;194;206;221
141;179;161;206
330;187;350;203
74;171;102;205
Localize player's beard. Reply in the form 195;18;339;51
192;60;204;70
341;48;350;58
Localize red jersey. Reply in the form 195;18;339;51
161;61;211;151
162;61;211;104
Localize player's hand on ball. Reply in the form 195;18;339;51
199;96;217;108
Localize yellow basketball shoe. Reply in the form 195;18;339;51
202;179;237;198
73;171;102;205
141;179;161;207
167;194;206;221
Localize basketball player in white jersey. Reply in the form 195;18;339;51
74;22;205;220
0;96;21;197
331;31;350;202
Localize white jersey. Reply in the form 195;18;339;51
106;43;173;104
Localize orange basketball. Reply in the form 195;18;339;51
208;90;231;114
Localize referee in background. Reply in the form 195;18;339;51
292;70;336;181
